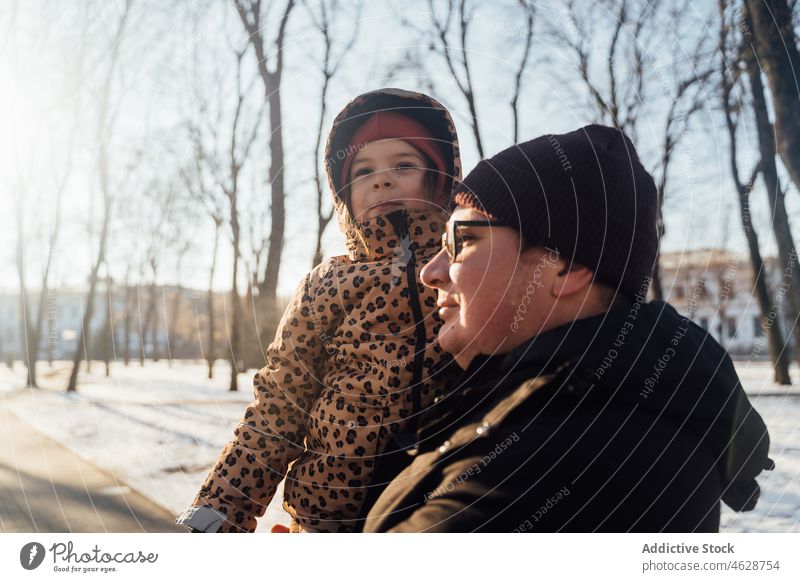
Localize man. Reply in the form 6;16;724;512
363;125;772;532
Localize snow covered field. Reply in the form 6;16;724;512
0;361;290;532
0;359;797;532
720;361;800;532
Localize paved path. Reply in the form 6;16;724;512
0;398;183;533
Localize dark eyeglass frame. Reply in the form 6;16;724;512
442;220;511;263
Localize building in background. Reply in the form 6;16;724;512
0;281;219;363
659;249;794;357
1;250;794;361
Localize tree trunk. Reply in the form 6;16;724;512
229;215;241;392
207;223;220;379
311;74;332;270
651;168;667;301
149;281;159;362
745;19;800;365
168;285;182;366
102;277;114;377
123;279;132;366
733;160;791;384
720;0;792;384
741;206;792;384
651;133;672;303
138;285;147;367
650;256;664;301
47;290;57;366
31;249;56;383
312;224;325;269
66;207;111;391
745;0;800;192
260;70;286;301
15;202;37;388
66;0;129;392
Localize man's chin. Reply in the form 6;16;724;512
437;326;472;368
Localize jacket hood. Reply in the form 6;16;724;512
457;300;772;512
324;88;462;260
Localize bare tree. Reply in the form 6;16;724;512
424;0;485;157
206;217;223;378
33;139;73;374
183;23;231;379
122;262;134;366
6;2;87;386
166;240;192;366
719;0;791;383
33;3;89;373
740;0;800;365
145;252;162;364
396;0;539;156
136;275;150;367
549;0;714;300
510;1;536;143
15;124;79;384
649;1;715;299
181;155;225;378
745;0;800;193
13;194;36;387
100;273;115;377
224;46;263;391
548;0;656;140
115;170;151;367
303;0;362;268
233;0;296;302
67;0;134;392
132;177;172;366
187;35;264;391
245;201;268;292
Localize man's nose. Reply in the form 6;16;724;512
421;248;451;290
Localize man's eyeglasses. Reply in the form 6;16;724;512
442;220;510;263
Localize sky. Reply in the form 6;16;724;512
1;0;799;301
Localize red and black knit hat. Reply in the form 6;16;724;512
454;125;659;300
340;110;448;194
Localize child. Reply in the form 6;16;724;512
177;88;462;532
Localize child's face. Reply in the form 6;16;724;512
348;139;431;221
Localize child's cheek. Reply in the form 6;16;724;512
400;172;426;200
348;187;366;218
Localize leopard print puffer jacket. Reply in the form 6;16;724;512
184;89;462;532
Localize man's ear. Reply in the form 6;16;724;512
551;262;594;298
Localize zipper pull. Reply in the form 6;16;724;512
386;210;413;284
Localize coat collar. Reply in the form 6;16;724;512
349;207;446;261
457;307;621;387
415;308;627;451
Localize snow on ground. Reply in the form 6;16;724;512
720;360;800;532
0;359;797;532
0;360;290;532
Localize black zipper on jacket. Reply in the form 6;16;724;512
354;211;428;531
405;246;425;418
386;211;426;429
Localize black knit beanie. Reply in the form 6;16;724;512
454;125;658;300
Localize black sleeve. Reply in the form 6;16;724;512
384;429;572;533
383;407;725;533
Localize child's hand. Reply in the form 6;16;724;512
271;524;291;533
